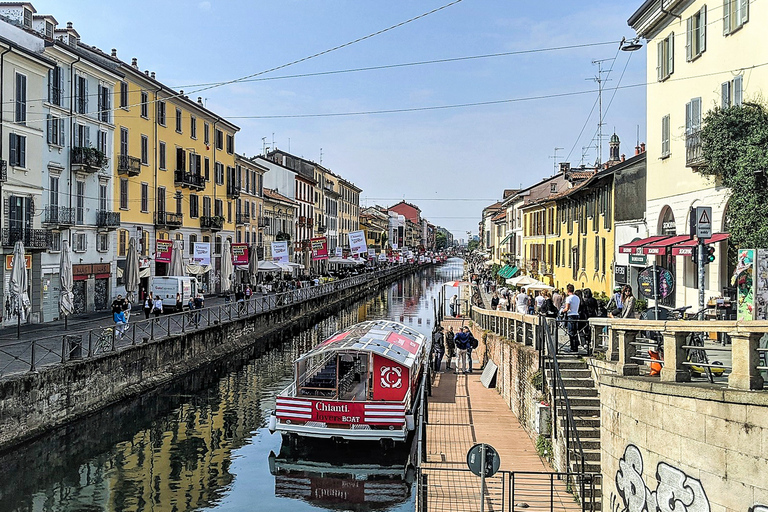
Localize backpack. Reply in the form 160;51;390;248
469;334;478;349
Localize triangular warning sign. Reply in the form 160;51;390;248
698;209;711;224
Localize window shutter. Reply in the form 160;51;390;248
667;33;674;75
657;41;663;80
74;75;80;111
721;82;731;108
84;126;90;148
693;98;702;131
700;6;707;53
686;16;693;61
9;134;16;166
83;79;88;114
46;115;52;144
47;69;52;103
19;136;25;167
734;75;743;106
59;119;65;146
739;0;748;24
97;85;102;115
723;0;731;34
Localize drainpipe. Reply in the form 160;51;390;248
68;55;81;226
152;85;161;255
212;118;218;293
0;46;12;246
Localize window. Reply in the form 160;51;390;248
98;233;109;252
73;233;87;252
45;20;53;39
118;230;127;257
175;108;182;132
50;176;59;208
120;81;129;109
203;196;211;217
190;116;197;139
9;133;26;167
661;114;671;158
594;236;600;271
215;236;222;255
159;141;166;170
204;122;210;145
226;134;234;154
141;183;149;212
97;130;107;155
176;147;186;171
157;100;166;125
157;187;166;213
227;201;232;223
176;194;182;215
99;183;107;213
656;32;674;81
189;234;197;256
49;66;64;106
75;75;87;114
686;6;706;61
141;231;149;256
723;0;748;35
581;237;587;270
204;157;210;180
23;6;31;27
47;115;64;146
215;162;224;185
190;194;199;218
50;232;61;252
74;124;90;148
120;178;129;209
215;129;223;150
722;75;743;108
141;135;149;164
215;198;223;217
15;73;26;124
140;91;148;118
601;238;606;275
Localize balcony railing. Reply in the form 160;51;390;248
2;228;49;248
155;212;183;228
174;170;206;190
117;154;142;177
226;185;240;199
200;215;224;232
316;222;326;233
258;217;270;228
43;206;75;226
0;160;6;182
71;147;108;171
97;210;121;229
686;130;705;168
236;213;249;225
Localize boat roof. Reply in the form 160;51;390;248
298;320;427;367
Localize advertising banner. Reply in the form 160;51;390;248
155;239;173;264
231;243;249;266
372;354;409;402
391;243;398;250
335;246;343;258
734;249;755;321
368;248;376;258
272;241;289;263
378;254;387;262
192;242;211;266
311;237;329;261
348;230;367;255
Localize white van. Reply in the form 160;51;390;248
151;276;199;312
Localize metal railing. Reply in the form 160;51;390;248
154;211;183;228
2;228;49;248
117;154;142;176
200;215;224;231
71;146;108;170
43;206;75;226
96;210;121;228
686;130;705;167
174;170;206;190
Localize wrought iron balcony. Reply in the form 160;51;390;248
155;212;183;228
258;216;270;228
0;160;6;182
686;130;706;168
174;170;206;190
226;185;240;199
2;228;49;249
316;222;326;233
117;154;142;177
43;206;75;226
236;213;249;225
71;147;108;172
200;215;224;232
97;210;121;229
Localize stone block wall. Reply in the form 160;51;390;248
600;376;768;512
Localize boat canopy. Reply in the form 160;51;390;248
297;320;426;368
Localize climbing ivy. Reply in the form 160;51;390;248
700;102;768;248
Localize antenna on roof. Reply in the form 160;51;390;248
320;148;323;164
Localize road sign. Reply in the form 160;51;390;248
694;206;712;239
466;443;500;478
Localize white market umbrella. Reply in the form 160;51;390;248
523;281;555;292
507;275;538;287
59;240;74;329
221;239;233;293
125;237;141;302
248;244;259;282
9;240;29;338
328;256;357;266
257;260;282;272
169;239;185;277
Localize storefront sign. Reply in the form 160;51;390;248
629;254;647;266
311;401;366;425
348;230;368;255
192;242;210;266
615;265;628;285
231;243;249;266
311;237;328;261
73;264;92;276
272;241;289;263
4;254;31;270
155;239;173;264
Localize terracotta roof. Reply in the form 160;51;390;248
263;188;297;205
491;211;506;222
568;171;595;180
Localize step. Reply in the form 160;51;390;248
571;461;602;474
557;405;600;418
559;378;595;388
545;359;587;370
574;427;601;439
557;387;598;397
562;396;600;408
574;417;601;428
546;369;593;381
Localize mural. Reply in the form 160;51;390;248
611;445;766;512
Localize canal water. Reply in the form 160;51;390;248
0;259;465;512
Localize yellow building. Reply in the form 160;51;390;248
521;200;557;283
111;57;239;294
234;154;266;248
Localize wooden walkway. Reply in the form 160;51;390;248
420;316;582;512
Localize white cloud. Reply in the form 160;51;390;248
198;1;211;11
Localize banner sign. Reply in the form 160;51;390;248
391;243;398;250
335;246;343;258
192;242;210;266
348;230;367;255
272;241;289;263
155;239;173;264
5;254;31;270
368;248;376;258
378;254;387;262
311;237;329;261
232;243;249;266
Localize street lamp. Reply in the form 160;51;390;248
620;37;643;52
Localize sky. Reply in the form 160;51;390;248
31;0;647;241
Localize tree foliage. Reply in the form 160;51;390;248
435;231;447;250
700;102;768;248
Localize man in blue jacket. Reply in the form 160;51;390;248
454;326;472;374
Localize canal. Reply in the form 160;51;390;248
0;259;465;512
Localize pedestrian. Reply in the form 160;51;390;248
450;294;458;317
490;292;499;310
466;327;478;374
515;287;529;314
445;326;456;370
581;288;599;351
560;284;581;352
432;326;445;372
535;290;545;313
152;295;163;319
143;293;153;319
194;293;204;325
608;286;624;317
175;293;183;313
187;295;195;322
245;285;252;301
454;326;472;374
552;289;563;311
235;287;245;314
111;294;123;317
541;291;559;317
121;295;131;322
113;308;127;339
620;285;636;319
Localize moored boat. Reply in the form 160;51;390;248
268;320;430;446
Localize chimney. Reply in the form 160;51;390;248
179;90;184;95
145;70;149;76
150;72;156;79
131;58;138;69
635;145;641;155
67;21;73;29
197;97;203;105
640;142;646;153
621;154;626;162
111;48;117;58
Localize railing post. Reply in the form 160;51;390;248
30;340;36;371
728;331;765;390
615;328;639;376
605;322;620;362
660;331;690;382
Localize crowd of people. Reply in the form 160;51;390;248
431;324;478;374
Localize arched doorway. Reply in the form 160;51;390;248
659;206;677;235
657;206;677;306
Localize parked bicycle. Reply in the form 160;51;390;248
92;327;114;355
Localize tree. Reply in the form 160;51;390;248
700;102;768;248
435;231;447;250
467;240;480;252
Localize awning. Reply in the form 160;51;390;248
506;265;519;278
619;235;671;254
642;235;692;255
497;264;511;277
671;233;730;256
499;233;513;245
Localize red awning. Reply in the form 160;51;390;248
671;233;731;256
642;235;693;255
619;235;671;254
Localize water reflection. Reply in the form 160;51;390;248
0;259;465;512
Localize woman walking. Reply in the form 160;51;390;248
444;326;456;371
143;293;153;319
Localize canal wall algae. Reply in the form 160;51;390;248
0;266;416;452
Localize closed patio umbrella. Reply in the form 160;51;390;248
248;244;259;283
124;237;140;303
59;240;74;330
221;239;233;293
9;241;29;338
169;239;185;277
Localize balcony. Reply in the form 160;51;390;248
686;130;706;168
174;170;206;190
200;215;224;232
155;212;183;229
316;222;326;233
258;216;270;228
43;206;75;226
0;160;6;182
71;147;108;172
2;228;49;249
226;185;240;199
236;213;250;226
117;154;142;177
97;210;121;229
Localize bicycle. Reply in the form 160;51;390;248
92;327;114;355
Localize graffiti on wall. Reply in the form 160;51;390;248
611;444;766;512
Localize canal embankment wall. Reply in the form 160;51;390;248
0;266;415;451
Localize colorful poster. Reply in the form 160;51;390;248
368;248;376;258
755;249;768;321
348;230;367;255
311;237;329;261
271;241;289;263
735;249;755;321
192;242;210;266
155;239;173;264
231;243;249;266
391;243;399;250
335;246;343;258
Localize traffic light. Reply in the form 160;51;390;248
705;245;716;264
691;246;698;264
